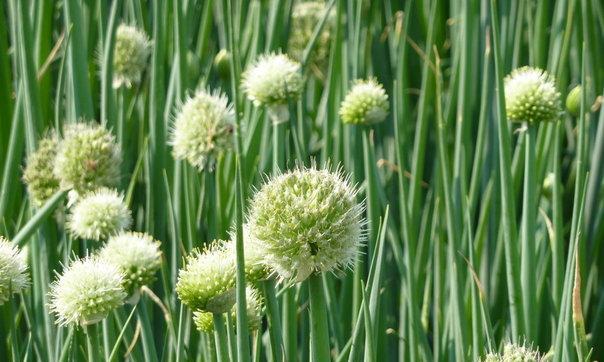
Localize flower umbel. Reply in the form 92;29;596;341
0;237;29;305
339;78;389;125
23;134;61;206
98;232;162;301
242;53;303;107
504;66;561;123
483;343;543;362
226;224;271;282
176;241;236;313
288;1;334;67
171;89;234;170
193;286;263;333
67;188;132;241
113;24;152;88
248;166;364;282
54;122;121;195
49;257;126;326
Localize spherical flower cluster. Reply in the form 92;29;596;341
566;85;582;117
242;53;303;107
49;257;126;326
504;66;561;123
23;135;61;206
483;343;541;362
171;89;234;170
98;232;162;302
288;1;334;67
193;286;263;333
0;237;29;305
67;188;132;241
54;123;121;195
113;24;152;88
176;241;236;313
247;166;364;282
226;224;270;282
339;79;389;125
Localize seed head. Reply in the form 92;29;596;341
176;241;236;313
113;24;152;88
67;188;132;241
225;224;271;282
247;166;364;282
242;53;303;107
339;79;389;125
288;1;334;67
49;257;126;326
98;232;162;301
0;237;29;305
483;343;541;362
171;89;234;171
54;122;121;195
504;66;561;123
23;134;61;207
193;286;263;333
566;85;582;117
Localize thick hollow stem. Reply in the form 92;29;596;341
308;273;331;361
213;313;230;362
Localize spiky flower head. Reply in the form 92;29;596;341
0;237;29;305
49;257;126;326
23;134;61;206
193;286;264;333
54;122;120;196
504;66;561;123
288;1;334;68
98;232;162;302
176;241;236;313
67;188;132;241
171;89;235;171
566;85;582;117
113;24;152;88
483;343;542;362
247;165;364;282
242;53;304;107
226;224;271;282
339;78;389;125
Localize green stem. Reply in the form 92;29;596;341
213;313;230;362
262;280;283;362
282;288;297;362
308;273;330;362
206;170;217;239
85;323;101;362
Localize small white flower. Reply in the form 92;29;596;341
242;53;304;107
171;89;234;170
0;237;29;305
67;188;132;241
49;257;126;326
113;24;152;88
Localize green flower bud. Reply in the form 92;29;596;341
288;1;334;68
566;85;582;117
247;166;364;282
339;78;389;125
225;224;271;282
171;89;234;171
504;66;561;123
23;134;61;207
54;122;121;195
214;49;231;79
0;237;29;305
176;241;236;313
49;257;126;326
67;188;132;241
193;286;263;333
242;53;304;108
98;232;162;303
483;343;541;362
113;24;152;88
